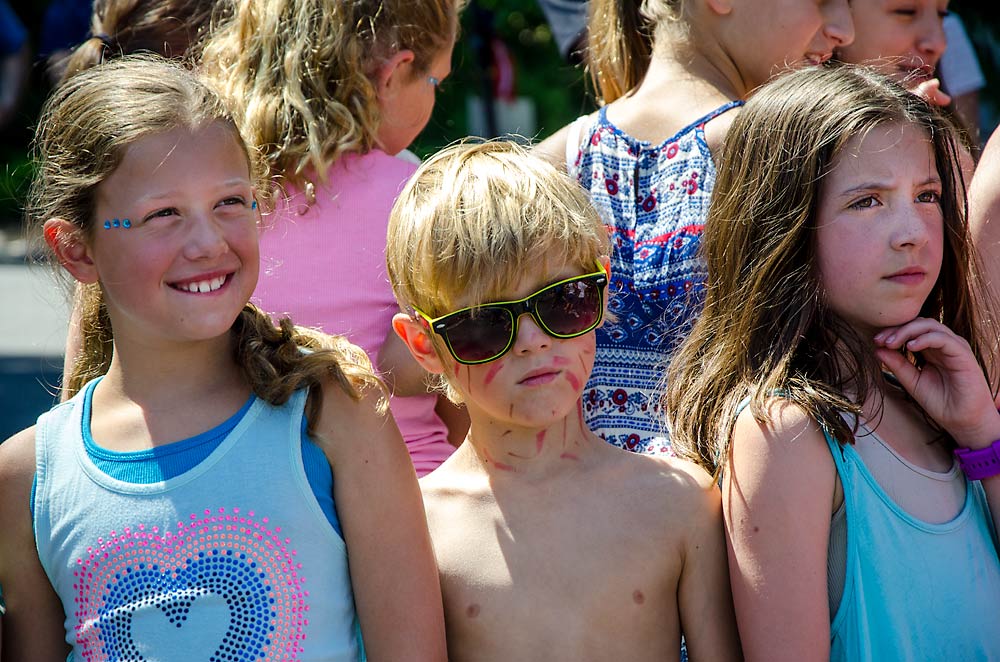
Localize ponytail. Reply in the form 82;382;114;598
232;305;387;433
64;299;386;430
56;0;215;84
63;283;114;399
587;0;686;104
587;0;653;104
60;35;116;82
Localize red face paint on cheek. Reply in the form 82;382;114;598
484;361;504;385
560;452;579;461
551;356;571;367
565;372;581;391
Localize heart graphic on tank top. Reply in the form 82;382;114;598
71;508;308;661
130;588;232;661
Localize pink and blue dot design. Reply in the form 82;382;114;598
72;507;309;661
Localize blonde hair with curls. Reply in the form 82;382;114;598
386;140;610;402
28;55;383;426
199;0;457;187
665;65;996;478
58;0;219;82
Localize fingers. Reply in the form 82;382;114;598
911;78;952;107
874;317;965;354
874;346;920;390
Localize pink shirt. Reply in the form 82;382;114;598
253;149;454;476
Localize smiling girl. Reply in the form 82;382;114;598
836;0;950;104
0;56;445;661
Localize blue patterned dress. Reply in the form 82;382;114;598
568;101;742;455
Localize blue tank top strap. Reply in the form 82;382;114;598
595;100;743;146
695;100;744;126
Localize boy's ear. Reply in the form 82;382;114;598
392;312;447;375
375;49;417;101
44;218;99;284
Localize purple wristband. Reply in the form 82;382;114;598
954;440;1000;481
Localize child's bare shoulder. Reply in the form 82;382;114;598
614;450;719;521
0;426;37;490
419;461;489;512
0;426;38;547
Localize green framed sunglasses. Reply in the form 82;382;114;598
414;262;608;365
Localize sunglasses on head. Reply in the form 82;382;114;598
414;261;608;365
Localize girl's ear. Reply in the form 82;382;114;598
706;0;733;16
374;49;417;101
599;255;611;279
392;312;446;375
44;218;99;284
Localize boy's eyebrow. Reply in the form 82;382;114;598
836;175;942;197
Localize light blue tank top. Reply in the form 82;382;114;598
824;427;1000;661
34;384;364;661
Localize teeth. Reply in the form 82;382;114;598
177;275;226;293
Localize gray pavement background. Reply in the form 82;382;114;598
0;260;69;439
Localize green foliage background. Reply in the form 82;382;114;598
410;0;593;158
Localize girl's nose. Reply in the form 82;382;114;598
183;215;229;261
891;210;932;250
916;15;947;63
823;0;855;49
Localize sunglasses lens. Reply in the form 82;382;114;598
442;306;514;363
536;277;603;336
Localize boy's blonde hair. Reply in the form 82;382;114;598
199;0;457;187
386;141;610;400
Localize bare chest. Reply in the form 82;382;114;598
427;494;682;662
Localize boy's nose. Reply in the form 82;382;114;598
513;313;551;355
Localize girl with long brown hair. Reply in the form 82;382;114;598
667;65;1000;661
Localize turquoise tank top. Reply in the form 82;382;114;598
34;384;364;660
824;428;1000;661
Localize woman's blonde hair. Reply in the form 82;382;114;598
386;140;610;401
587;0;685;104
58;0;219;82
665;65;994;476
199;0;457;187
28;55;383;424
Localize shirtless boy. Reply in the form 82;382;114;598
387;141;742;662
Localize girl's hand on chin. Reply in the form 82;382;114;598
874;317;1000;449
